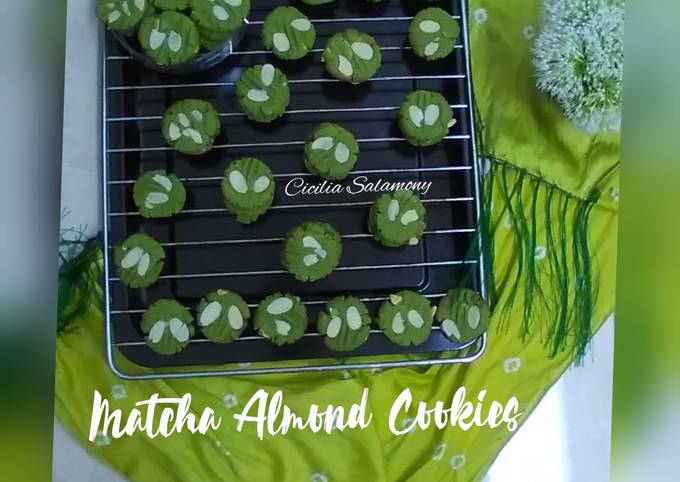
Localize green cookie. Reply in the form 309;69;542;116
198;23;232;50
317;296;371;352
161;98;220;155
368;190;426;247
97;0;149;32
151;0;188;11
254;293;308;345
436;289;491;344
409;7;460;60
263;6;316;60
114;233;165;289
141;299;195;355
236;63;290;123
138;11;200;65
304;122;359;181
196;289;250;343
221;157;275;224
323;29;382;84
189;0;250;34
399;90;455;147
301;0;334;5
377;291;434;346
133;170;186;218
281;222;342;282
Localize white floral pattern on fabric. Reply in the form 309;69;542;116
341;370;352;380
432;442;447;461
503;213;513;229
237;362;252;368
449;454;466;471
480;158;492;177
474;8;488;24
610;187;619;203
93;430;111;447
534;246;547;261
400;417;417;433
310;471;329;482
213;440;231;456
523;25;536;40
111;384;127;400
222;393;239;409
504;357;522;374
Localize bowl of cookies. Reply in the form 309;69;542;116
96;0;249;74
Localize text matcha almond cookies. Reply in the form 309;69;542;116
236;63;290;123
317;296;371;352
399;90;455;147
263;7;316;60
221;157;275;224
255;293;308;345
409;7;460;60
378;291;434;346
196;289;250;343
436;289;490;344
141;299;195;355
282;222;342;282
323;29;382;84
162;98;220;155
369;190;427;247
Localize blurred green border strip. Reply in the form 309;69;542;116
612;0;680;479
0;1;67;480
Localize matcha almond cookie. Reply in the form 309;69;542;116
196;289;250;343
221;157;275;224
236;64;290;123
114;233;165;288
323;29;382;84
97;0;149;32
141;299;195;355
162;98;220;155
263;7;316;60
317;296;372;352
254;293;308;345
436;289;490;344
377;291;434;346
368;190;427;247
138;11;200;65
304;123;359;181
399;90;455;147
282;222;342;282
133;170;186;218
409;7;460;60
190;0;250;34
151;0;188;10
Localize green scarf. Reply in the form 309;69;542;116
55;1;620;480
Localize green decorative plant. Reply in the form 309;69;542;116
533;0;625;134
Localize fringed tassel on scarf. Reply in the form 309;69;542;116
57;234;103;333
478;157;600;362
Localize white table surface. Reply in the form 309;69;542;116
55;2;614;481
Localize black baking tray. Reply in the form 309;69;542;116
103;0;483;369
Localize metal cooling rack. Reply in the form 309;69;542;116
101;0;486;380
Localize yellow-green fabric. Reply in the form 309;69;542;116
470;0;621;198
55;1;620;481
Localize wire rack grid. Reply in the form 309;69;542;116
102;0;486;380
